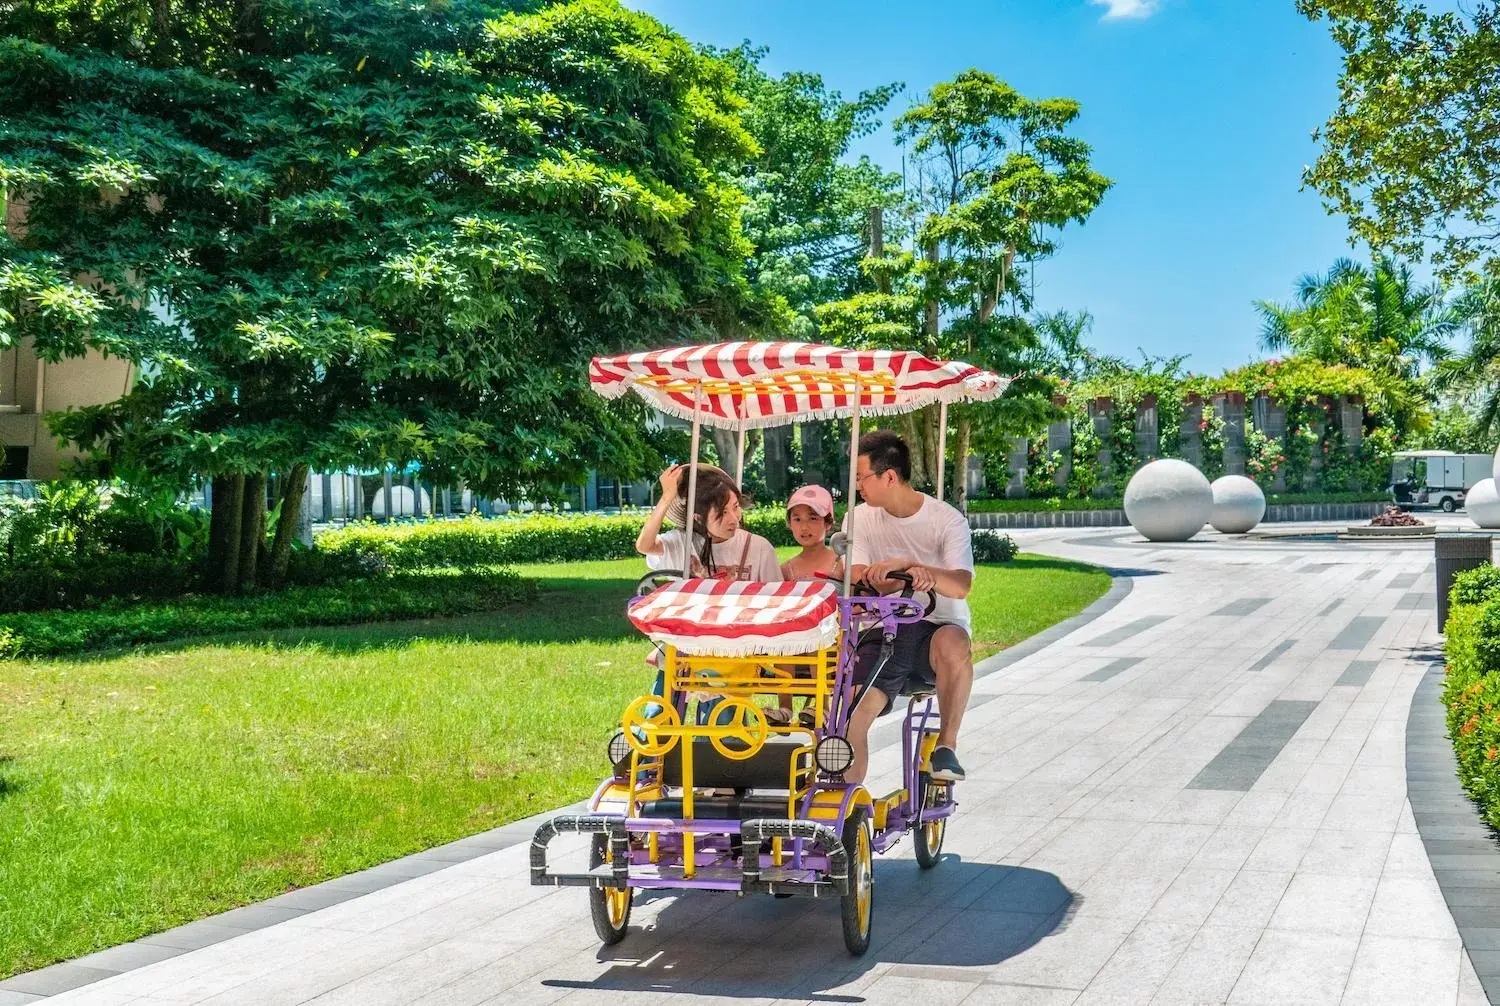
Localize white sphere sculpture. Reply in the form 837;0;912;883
1209;475;1266;534
1468;478;1500;529
1123;459;1213;542
372;485;431;518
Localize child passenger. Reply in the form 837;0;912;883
779;484;837;581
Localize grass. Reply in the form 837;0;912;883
0;552;1108;978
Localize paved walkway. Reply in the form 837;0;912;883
24;526;1494;1004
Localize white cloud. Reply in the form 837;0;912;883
1091;0;1162;20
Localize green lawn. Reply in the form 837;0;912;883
0;553;1108;978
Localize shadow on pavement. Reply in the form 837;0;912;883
541;858;1071;1001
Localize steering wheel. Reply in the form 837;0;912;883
853;569;938;619
620;695;682;757
635;570;682;598
704;696;770;761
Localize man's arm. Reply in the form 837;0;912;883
858;558;971;598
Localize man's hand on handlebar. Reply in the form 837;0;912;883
860;558;917;592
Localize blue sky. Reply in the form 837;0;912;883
626;0;1361;375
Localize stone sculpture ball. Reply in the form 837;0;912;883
1209;475;1266;534
1468;478;1500;529
1123;459;1213;542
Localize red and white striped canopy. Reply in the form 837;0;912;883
628;579;840;657
589;341;1009;430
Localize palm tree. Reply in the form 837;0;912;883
1027;309;1124;382
1255;256;1456;380
1434;280;1500;436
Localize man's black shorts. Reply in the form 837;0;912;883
852;620;941;715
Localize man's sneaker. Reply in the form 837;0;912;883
929;746;965;783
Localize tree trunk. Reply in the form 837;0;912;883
237;472;266;592
897;412;928;489
923;234;940;351
710;428;738;476
799;423;824;485
209;474;244;594
868;206;889;294
763;426;790;499
921;407;940;494
952;415;972;514
268;463;309;589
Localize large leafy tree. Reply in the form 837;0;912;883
1300;0;1500;281
820;69;1111;509
1;0;763;589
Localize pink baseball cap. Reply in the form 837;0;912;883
787;485;834;518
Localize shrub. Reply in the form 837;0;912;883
1452;565;1500;610
0;568;535;658
1444;598;1500;825
972;531;1019;563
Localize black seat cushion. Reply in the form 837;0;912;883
659;735;808;790
637;794;792;820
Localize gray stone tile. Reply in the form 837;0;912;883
1245;639;1296;672
1329;615;1383;650
138;921;253;952
1212;597;1270;617
0;964;116;996
0;994;43;1006
1080;616;1169;648
1343;934;1462;1005
1228;928;1358;1004
1187;700;1319;791
70;941;184;973
1079;657;1141;683
209;903;308;930
1153;924;1261;1004
1335;659;1378;687
1266;871;1377;935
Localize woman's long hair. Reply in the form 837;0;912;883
674;466;746;576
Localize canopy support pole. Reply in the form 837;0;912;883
683;382;704;575
735;414;747;488
935;401;948;502
842;382;862;598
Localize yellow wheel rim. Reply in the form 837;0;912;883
601;842;630;925
620;695;681;757
854;821;872;932
706;697;769;761
605;886;629;925
924;783;946;850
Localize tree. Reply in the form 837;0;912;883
1300;0;1500;281
1024;309;1124;383
1255;256;1457;383
1;0;764;589
706;46;902;495
1433;280;1500;439
820;70;1111;509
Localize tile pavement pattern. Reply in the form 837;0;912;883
7;524;1498;1005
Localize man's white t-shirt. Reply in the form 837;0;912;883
646;528;782;582
845;496;974;632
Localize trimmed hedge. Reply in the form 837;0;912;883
0;567;536;659
1441;566;1500;827
317;510;808;568
968;490;1391;514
